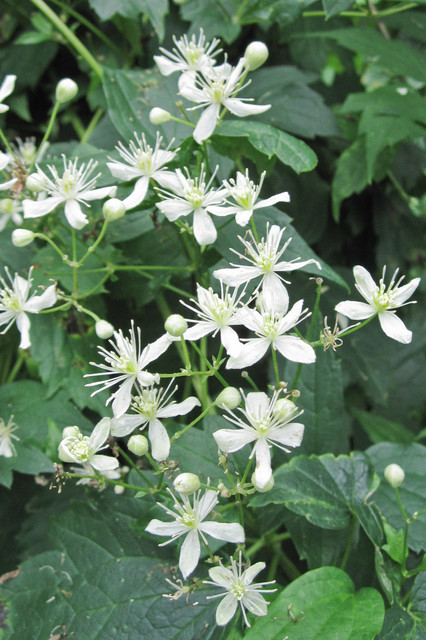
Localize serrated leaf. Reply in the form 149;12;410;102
244;566;384;640
367;442;426;553
215;120;317;173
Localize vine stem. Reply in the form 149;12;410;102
29;0;104;79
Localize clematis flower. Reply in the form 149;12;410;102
85;321;174;418
107;132;178;210
179;58;270;143
0;152;18;192
0;75;16;114
209;170;290;227
146;487;245;579
213;391;304;490
0;267;57;349
154;28;220;78
214;224;321;314
58;418;118;474
22;155;117;230
111;381;200;461
156;165;227;245
0;198;22;231
204;553;276;627
181;283;245;356
226;299;315;369
0;416;20;458
335;265;420;344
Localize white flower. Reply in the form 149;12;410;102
335;265;420;344
156;165;227;245
0;416;20;458
226;299;315;369
204;553;276;627
111;381;200;461
179;58;270;143
0;152;18;192
22;155;117;229
181;283;245;356
0;267;57;349
214;224;321;314
85;321;174;417
154;28;221;78
0;75;16;114
213;391;304;489
0;198;22;231
146;487;245;578
58;418;119;474
209;170;290;227
107;133;177;210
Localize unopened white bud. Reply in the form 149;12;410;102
384;464;405;488
251;472;274;493
216;387;241;410
114;485;125;495
26;172;47;193
95;320;115;339
173;472;201;495
128;434;149;456
12;229;35;247
149;107;172;125
244;41;269;71
102;198;125;222
62;426;80;439
273;398;297;421
55;78;78;103
0;198;14;214
165;314;187;337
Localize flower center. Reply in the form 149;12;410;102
185;43;205;66
106;353;136;374
132;389;158;418
68;434;92;462
179;506;197;528
0;290;20;312
229;179;256;210
135;148;153;173
231;579;246;599
261;313;279;340
61;169;77;196
184;179;205;208
254;242;275;273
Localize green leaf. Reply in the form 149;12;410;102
367;443;426;553
382;520;407;566
331;137;370;221
88;0;168;39
376;603;425;640
251;452;382;535
322;0;356;18
0;492;218;640
214;120;318;173
244;566;384;640
180;0;241;44
355;410;415;445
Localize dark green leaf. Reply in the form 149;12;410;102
355;410;415;445
322;0;356;18
88;0;168;39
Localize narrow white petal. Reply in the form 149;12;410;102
253;440;272;489
378;311;412;344
213;266;260;287
157;396;200;418
255;192;290;208
197;489;219;520
199;521;245;543
0;75;16;102
23;196;63;219
90;417;111;451
274;336;316;364
81;185;117;201
391;278;420;306
220;326;242;356
242;591;268;617
145;518;185;538
226;339;269;369
224;98;270;117
122;177;149;210
90;454;119;472
111;377;135;417
148;418;170;461
110;414;144;437
208;565;234;588
262;273;289;315
179;530;200;578
193;209;217;245
193;103;220;143
353;265;377;302
157;199;193;221
16;313;31;349
335;300;375;320
184;323;213;341
215;593;238;626
24;284;57;313
269;422;304;449
245;392;269;417
107;161;142;181
213;428;256;453
64;199;88;229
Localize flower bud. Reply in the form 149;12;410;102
165;314;188;337
384;464;405;488
12;229;35;247
55;78;78;103
244;42;269;71
114;485;125;495
26;172;47;193
128;434;149;456
62;426;80;439
216;387;241;410
149;107;172;125
173;472;201;495
0;198;15;215
102;198;126;222
95;320;115;339
273;398;297;421
251;472;274;493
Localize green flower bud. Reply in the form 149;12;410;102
55;78;78;103
251;472;275;493
244;41;269;71
128;434;149;456
273;398;297;421
384;464;405;488
12;229;35;247
216;387;241;410
149;107;172;125
102;198;126;222
0;198;15;214
173;472;201;495
95;320;115;339
164;314;188;337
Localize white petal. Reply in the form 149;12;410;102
157;396;200;418
90;454;119;472
148;418;170;461
90;417;111;451
111;376;135;417
213;266;260;287
378;311;412;344
23;196;63;219
245;392;269;417
145;518;185;539
255;192;290;208
208;565;234;588
353;265;377;303
242;562;266;585
184;323;213;342
213;428;256;453
179;530;200;578
16;313;31;349
274;336;316;364
226;339;269;369
220;326;242;356
253;440;272;489
107;161;142;181
242;591;268;617
200;521;245;543
391;278;420;306
235;209;254;226
157;199;193;221
24;284;57;313
193;103;220;143
193;209;217;245
269;422;304;449
215;593;238;626
64;199;88;229
224;98;270;117
262;273;289;315
81;185;117;201
197;489;218;520
111;414;143;437
335;300;375;321
122;177;149;210
0;75;16;102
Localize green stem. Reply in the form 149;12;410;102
340;513;357;571
34;101;60;168
395;486;409;573
77;220;109;266
6;352;25;383
171;402;215;443
116;444;155;489
0;126;13;154
271;348;280;388
29;0;104;79
71;228;78;296
81;108;104;144
250;213;260;243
